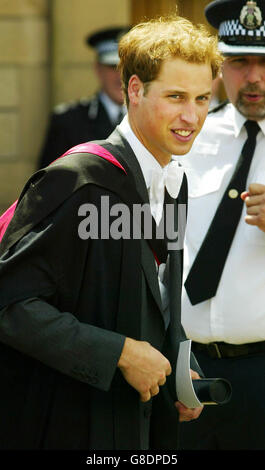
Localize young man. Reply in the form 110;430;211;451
0;16;221;449
177;0;265;451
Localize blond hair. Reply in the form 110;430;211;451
118;15;223;106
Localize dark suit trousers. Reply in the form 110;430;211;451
179;349;265;450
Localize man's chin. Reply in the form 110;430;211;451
172;141;195;156
236;101;265;121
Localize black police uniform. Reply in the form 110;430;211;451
37;26;129;169
38;94;118;169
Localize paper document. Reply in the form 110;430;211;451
175;339;202;408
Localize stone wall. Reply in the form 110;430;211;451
0;0;50;212
0;0;130;212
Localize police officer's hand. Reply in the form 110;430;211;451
118;337;172;402
241;183;265;232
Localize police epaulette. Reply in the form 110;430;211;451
53;96;92;115
209;99;229;114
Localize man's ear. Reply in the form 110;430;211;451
128;75;144;105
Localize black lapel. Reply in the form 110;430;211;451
163;179;187;400
103;130;167;313
105;129;149;202
103;129;168;265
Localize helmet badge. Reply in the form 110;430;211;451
240;1;262;30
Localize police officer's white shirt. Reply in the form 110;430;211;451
175;103;265;344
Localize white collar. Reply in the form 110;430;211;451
118;114;178;189
233;106;265;138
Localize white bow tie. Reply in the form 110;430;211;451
149;161;185;225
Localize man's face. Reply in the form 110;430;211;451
128;57;212;166
222;55;265;120
95;63;124;105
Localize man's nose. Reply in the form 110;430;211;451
179;102;199;125
245;64;263;84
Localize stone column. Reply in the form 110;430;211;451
0;0;50;212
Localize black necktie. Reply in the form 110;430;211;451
185;120;260;305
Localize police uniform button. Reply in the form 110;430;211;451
228;189;239;199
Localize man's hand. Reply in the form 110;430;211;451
118;337;172;402
175;369;204;422
241;183;265;232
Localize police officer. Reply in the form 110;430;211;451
177;0;265;450
37;26;129;169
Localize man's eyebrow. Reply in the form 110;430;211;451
198;90;212;96
164;89;212;96
163;88;184;93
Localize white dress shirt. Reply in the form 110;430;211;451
118;115;175;325
118;115;183;224
176;103;265;344
118;115;162;196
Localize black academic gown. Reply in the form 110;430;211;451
0;130;196;450
38;93;116;169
